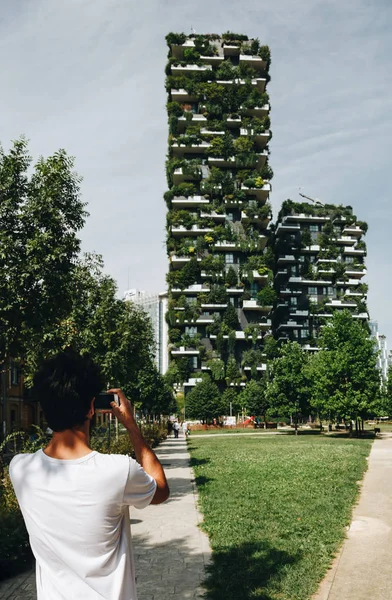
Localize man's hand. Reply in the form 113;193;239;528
107;388;136;429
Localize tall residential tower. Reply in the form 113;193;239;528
271;199;368;348
164;32;274;392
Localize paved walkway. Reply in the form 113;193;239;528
0;436;211;599
314;434;392;600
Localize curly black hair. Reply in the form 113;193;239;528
32;350;104;432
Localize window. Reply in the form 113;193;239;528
309;296;318;304
190;356;198;369
188;296;197;305
290;265;297;276
185;326;197;338
309;225;319;232
226;212;234;222
302;329;310;338
225;253;234;264
10;362;20;386
326;287;334;296
308;286;318;295
229;297;235;306
345;256;354;264
292;330;299;338
290;297;298;306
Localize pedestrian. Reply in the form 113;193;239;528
173;420;180;439
167;419;173;437
9;350;170;600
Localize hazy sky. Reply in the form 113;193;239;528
1;0;392;338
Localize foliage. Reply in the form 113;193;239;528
257;285;276;307
266;342;311;429
225;266;238;287
207;358;225;381
0;138;87;364
165;32;187;47
239;378;269;417
221;387;242;415
225;357;242;385
186;375;222;422
223;304;240;330
188;435;371;600
309;311;380;422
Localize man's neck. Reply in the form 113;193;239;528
43;424;92;460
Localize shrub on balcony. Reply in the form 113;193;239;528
166;32;187;47
242;89;269;109
207;358;225;381
241;348;264;376
258;45;271;64
200;254;225;277
244;324;261;346
222;32;249;42
256;286;276;307
226;357;242;385
172;182;197;197
169;328;182;344
243;176;264;189
223;304;240;330
301;229;312;248
182;47;201;62
234;136;255;154
225;266;238;288
207;285;227;304
356;220;368;234
167;101;184;117
216;60;238;81
169;210;195;229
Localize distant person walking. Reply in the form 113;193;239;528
173;420;180;439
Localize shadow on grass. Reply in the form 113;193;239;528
190;456;211;467
203;540;301;600
193;475;213;487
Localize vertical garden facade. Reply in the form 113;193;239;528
272;200;368;348
164;32;274;393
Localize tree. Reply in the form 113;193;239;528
0;138;86;364
239;378;269;422
221;387;241;416
185;375;222;423
266;342;311;433
223;304;240;330
225;266;238;288
310;311;381;431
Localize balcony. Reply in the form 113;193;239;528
200;210;225;221
239;54;268;72
325;300;357;309
208;156;237;168
243;364;267;372
335;236;357;246
172;195;209;208
178;114;207;132
226;117;242;129
171;64;212;76
342;225;364;237
201;303;227;310
226;287;244;295
223;43;241;56
172;167;201;185
277;321;303;330
280;288;302;295
277;254;296;265
240;128;270;149
275;223;301;235
275;269;289;279
170;346;200;356
285;213;329;223
171;88;198;103
241;211;270;228
214;241;238;251
199;54;224;66
345;268;367;279
171;225;214;237
289;310;309;317
171;140;210;156
170;256;201;269
243;300;272;313
240;103;270;118
171;40;195;59
241;182;271;202
302;244;321;253
171;285;210;295
343;247;366;256
216;78;267;93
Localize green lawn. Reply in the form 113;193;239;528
189;428;283;436
188;435;371;600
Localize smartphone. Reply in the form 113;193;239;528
95;393;119;410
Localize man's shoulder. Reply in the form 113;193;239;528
9;451;39;478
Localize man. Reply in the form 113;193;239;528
9;350;169;599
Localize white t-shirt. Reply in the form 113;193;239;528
9;449;157;600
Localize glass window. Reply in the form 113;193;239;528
345;256;354;264
185;326;197;338
291;297;298;306
225;253;234;264
292;330;299;338
327;287;334;296
302;329;310;338
309;225;319;232
190;356;198;369
308;286;318;295
226;212;234;221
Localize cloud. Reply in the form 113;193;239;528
1;0;391;341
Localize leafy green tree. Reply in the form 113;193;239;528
266;342;311;433
221;387;241;416
225;266;238;287
185;375;222;423
239;378;269;422
223;304;240;330
0;138;86;364
310;311;381;429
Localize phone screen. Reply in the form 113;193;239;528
95;393;116;410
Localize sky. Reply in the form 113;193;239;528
1;0;392;338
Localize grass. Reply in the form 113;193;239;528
189;428;282;436
188;435;372;600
